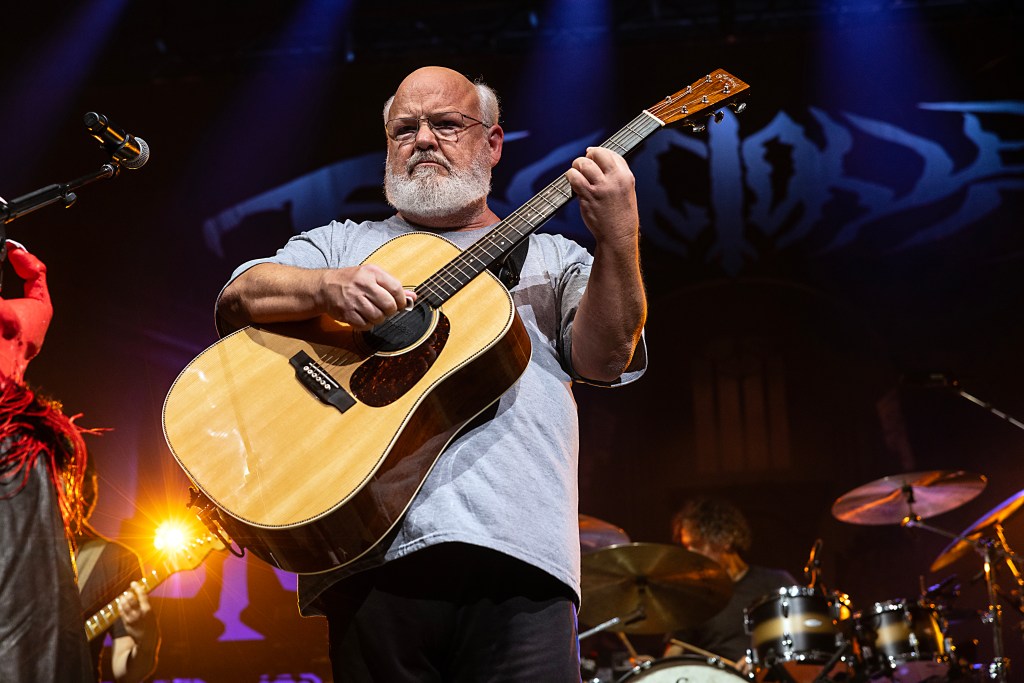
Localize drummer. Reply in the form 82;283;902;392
663;497;796;671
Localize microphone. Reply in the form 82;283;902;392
804;538;823;585
83;112;150;170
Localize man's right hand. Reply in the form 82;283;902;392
316;264;416;331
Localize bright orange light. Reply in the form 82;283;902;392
154;521;190;552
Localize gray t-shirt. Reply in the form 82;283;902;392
216;215;647;614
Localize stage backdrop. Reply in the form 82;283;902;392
2;2;1022;681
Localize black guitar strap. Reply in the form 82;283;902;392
487;238;530;290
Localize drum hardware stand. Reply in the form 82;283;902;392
760;652;798;683
812;640;855;683
902;514;1014;681
578;605;645;641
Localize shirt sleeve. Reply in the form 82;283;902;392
548;236;648;387
213;221;349;336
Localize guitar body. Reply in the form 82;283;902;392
163;232;532;573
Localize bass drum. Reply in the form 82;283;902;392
616;655;750;682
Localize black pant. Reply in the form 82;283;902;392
320;543;582;682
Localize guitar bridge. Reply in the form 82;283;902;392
290;350;356;413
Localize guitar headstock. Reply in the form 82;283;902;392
646;69;750;132
160;532;227;574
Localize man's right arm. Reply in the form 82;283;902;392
217;262;415;333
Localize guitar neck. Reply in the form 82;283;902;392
84;566;162;642
416;111;663;308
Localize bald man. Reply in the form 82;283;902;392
217;66;648;681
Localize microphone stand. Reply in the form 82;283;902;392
946;381;1024;433
0;161;121;227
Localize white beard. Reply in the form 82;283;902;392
384;148;492;222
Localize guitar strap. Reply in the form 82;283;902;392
76;539;105;588
488;238;530;290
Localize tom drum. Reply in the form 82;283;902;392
745;586;856;682
854;598;949;682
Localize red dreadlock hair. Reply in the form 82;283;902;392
0;381;100;539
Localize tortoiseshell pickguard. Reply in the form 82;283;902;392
349;313;451;407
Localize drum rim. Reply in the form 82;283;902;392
746;585;855;615
745;584;829;612
882;652;951;666
749;647;856;666
853;597;943;619
614;655;747;682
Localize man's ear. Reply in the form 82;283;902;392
488;124;504;167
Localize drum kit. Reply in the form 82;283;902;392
578;472;1024;683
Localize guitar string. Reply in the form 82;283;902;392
318;111;662;369
313;89;726;367
415;111;660;303
311;87;730;370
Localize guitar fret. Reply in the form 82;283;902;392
549;182;573;199
414;84;720;307
605;138;628;154
85;535;223;642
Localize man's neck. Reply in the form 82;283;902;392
717;552;750;582
397;202;500;232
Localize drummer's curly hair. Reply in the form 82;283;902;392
672;496;752;554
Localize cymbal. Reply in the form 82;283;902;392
579;542;733;634
832;470;987;526
931;488;1024;572
579;514;631;552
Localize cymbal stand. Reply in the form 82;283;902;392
994;524;1023;591
902;514;1010;681
577;605;645;641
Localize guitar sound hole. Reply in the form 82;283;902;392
361;304;434;353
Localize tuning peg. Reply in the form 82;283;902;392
714;111;725;124
690;123;706;133
731;101;747;114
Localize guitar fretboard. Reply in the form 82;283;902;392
415;110;664;308
84;568;161;641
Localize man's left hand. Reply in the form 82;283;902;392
565;147;640;248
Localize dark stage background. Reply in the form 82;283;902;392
2;1;1023;681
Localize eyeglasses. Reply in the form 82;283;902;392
385;111;485;144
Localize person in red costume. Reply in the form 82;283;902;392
0;236;94;682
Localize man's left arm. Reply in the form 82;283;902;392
565;146;647;383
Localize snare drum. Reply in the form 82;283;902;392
744;586;855;682
854;599;949;682
616;655;750;682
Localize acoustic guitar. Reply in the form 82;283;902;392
162;69;750;574
85;533;225;641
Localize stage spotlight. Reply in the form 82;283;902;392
154;519;192;552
